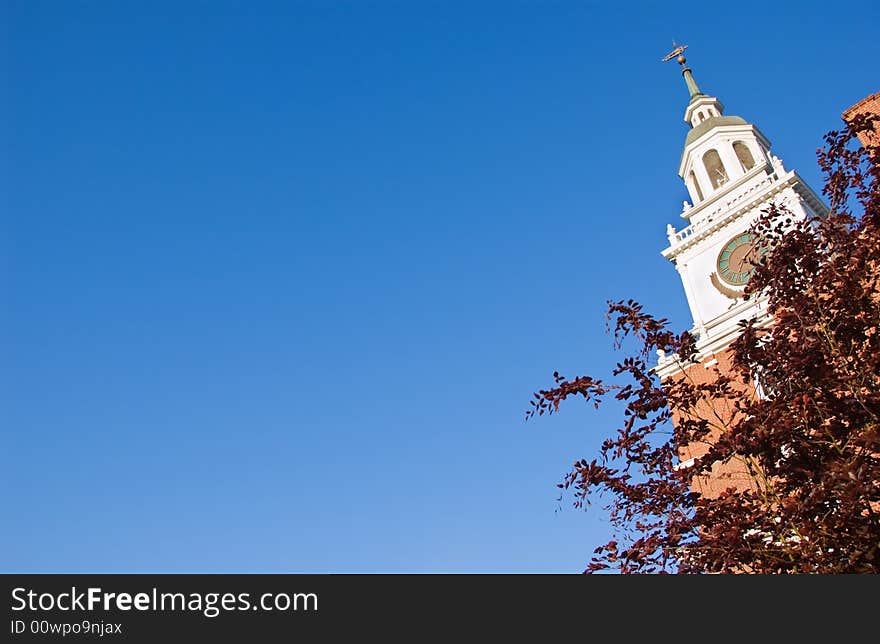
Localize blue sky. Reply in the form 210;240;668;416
2;1;878;572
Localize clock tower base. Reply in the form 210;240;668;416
667;348;759;498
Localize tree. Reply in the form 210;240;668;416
527;116;880;573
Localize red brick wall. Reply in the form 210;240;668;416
668;348;759;498
842;91;880;147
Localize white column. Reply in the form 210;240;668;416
718;140;742;182
691;155;714;198
676;260;703;332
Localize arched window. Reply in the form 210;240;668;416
689;170;704;202
733;141;756;172
703;149;728;189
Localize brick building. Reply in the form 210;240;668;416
842;90;880;147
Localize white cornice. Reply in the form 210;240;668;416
681;162;770;223
654;301;772;381
662;170;799;261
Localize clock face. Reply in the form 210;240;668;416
716;233;760;286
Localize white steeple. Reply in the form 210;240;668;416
656;46;827;376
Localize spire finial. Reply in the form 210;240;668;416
661;40;703;100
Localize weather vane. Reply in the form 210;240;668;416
661;40;703;98
661;40;688;66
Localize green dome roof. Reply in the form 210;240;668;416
685;115;748;146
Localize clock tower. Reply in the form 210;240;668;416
655;47;827;380
653;46;828;495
